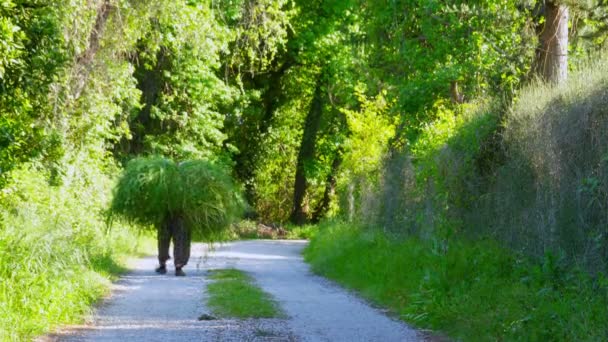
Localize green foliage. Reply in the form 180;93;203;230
110;157;243;240
2;0;608;339
340;87;395;179
0;0;72;185
121;0;234;161
482;55;608;271
411;100;499;200
248;76;313;221
234;0;361;223
305;222;608;341
359;56;608;274
284;223;318;240
206;268;283;318
345;98;500;234
361;0;536;135
0;155;150;340
221;0;295;75
569;1;608;54
224;220;317;240
226;220;261;239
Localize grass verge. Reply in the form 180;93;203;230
206;269;283;319
304;222;608;341
0;162;155;341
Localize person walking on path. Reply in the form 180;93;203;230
110;157;241;277
155;215;191;276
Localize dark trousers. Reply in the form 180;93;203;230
158;215;191;268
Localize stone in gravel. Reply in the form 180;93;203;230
198;313;217;321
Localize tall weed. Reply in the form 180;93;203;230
0;152;146;340
488;57;608;271
353;56;608;274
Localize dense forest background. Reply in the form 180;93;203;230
1;0;608;339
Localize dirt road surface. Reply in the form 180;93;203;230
54;240;420;342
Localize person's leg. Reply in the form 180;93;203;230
156;221;172;274
171;216;191;276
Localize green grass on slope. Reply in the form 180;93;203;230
304;222;608;341
206;269;283;318
0;165;155;341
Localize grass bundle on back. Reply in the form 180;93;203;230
110;157;243;240
110;157;180;227
179;160;244;240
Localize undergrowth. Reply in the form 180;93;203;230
206;268;283;318
0;154;152;341
226;220;318;240
359;57;608;273
305;222;608;341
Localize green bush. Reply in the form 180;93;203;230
110;156;244;240
284;224;318;240
483;56;608;271
349;99;500;236
0;154;149;340
353;57;608;274
305;222;608;341
225;220;318;240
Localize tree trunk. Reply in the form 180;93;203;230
260;57;294;134
234;56;294;205
72;0;114;100
450;81;464;104
122;46;168;155
538;1;569;84
290;75;324;225
311;151;342;223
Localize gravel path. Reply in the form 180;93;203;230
53;240;420;342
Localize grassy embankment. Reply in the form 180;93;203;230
305;222;608;341
0;156;154;341
206;269;283;318
305;60;608;341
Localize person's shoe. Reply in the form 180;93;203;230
175;268;186;277
155;265;167;274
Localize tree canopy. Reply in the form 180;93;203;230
1;0;607;225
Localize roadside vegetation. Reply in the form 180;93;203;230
0;159;154;341
2;0;608;340
305;57;608;340
206;269;284;319
305;223;608;341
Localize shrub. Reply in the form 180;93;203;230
351;56;608;274
486;57;608;271
348;99;500;237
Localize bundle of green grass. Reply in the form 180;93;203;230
110;157;243;240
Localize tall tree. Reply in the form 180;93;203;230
538;1;569;83
117;2;233;162
361;0;537;142
290;73;325;224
